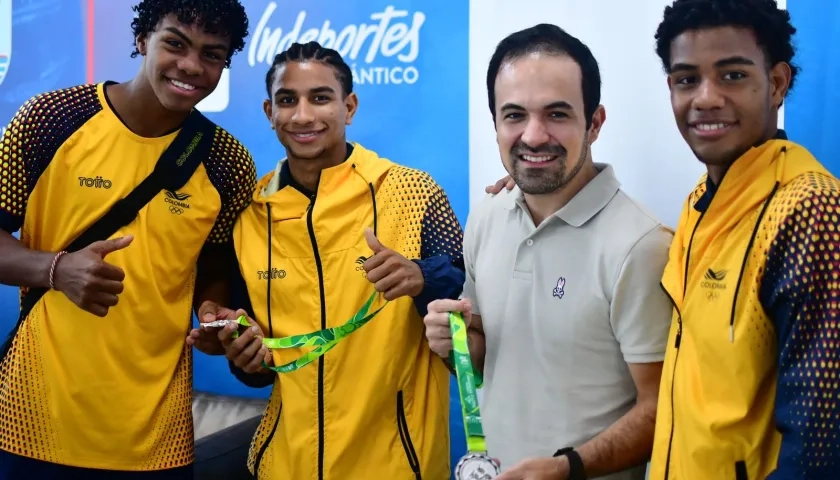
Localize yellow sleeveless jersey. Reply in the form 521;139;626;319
232;144;455;479
0;83;256;470
650;138;840;479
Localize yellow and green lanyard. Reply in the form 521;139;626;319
449;312;488;453
229;291;387;373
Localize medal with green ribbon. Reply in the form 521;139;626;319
209;291;387;374
449;311;500;479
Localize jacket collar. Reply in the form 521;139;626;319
505;163;621;227
265;143;356;198
694;129;788;212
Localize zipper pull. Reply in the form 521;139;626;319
674;330;681;348
729;325;734;343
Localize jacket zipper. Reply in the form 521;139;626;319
728;182;779;342
307;195;328;480
735;460;748;480
663;207;706;479
660;284;682;480
396;391;422;479
252;204;281;476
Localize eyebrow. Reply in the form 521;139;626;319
500;100;574;113
274;86;337;98
163;26;228;52
670;55;756;73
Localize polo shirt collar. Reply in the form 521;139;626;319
506;162;620;227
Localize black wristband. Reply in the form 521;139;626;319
553;447;586;480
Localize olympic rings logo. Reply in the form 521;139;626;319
169;206;184;215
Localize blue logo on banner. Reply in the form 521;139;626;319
247;2;423;88
0;0;11;87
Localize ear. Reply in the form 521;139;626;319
666;75;673;91
586;105;607;144
769;61;792;109
263;99;275;130
136;34;149;56
344;92;359;126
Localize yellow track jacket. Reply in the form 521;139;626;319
230;143;464;479
649;134;840;479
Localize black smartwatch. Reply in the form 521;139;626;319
553;447;586;480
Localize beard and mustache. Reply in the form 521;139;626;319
508;132;590;195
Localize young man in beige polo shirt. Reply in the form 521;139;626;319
425;24;674;480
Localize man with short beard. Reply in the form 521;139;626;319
423;24;674;480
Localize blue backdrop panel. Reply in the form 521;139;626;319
785;0;840;175
0;0;469;473
0;0;85;110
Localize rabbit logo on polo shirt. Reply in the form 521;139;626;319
552;277;566;299
164;189;191;216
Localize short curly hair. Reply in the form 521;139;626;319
129;0;249;68
654;0;799;94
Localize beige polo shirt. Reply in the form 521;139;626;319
462;163;673;479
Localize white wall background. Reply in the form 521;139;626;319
468;0;785;228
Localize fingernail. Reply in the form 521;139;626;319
251;326;260;333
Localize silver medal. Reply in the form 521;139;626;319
454;453;500;480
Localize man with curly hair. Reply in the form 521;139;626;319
649;0;840;479
0;0;254;478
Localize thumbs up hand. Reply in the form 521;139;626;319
53;235;133;317
362;228;425;301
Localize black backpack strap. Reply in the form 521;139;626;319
2;110;216;359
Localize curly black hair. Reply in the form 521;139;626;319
265;42;354;99
129;0;249;68
654;0;799;94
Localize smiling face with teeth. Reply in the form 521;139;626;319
135;14;231;113
264;60;358;167
667;26;790;182
493;53;605;196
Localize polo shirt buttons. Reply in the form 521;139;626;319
526;239;534;246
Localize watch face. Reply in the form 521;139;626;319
455;453;500;480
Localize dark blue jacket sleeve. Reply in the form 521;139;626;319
412;184;465;317
760;187;840;480
227;258;275;389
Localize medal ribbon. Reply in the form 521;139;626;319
231;291;388;373
449;312;487;453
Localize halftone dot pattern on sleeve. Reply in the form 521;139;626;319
762;172;840;475
0;85;101;232
421;183;464;263
373;166;463;262
203;128;257;244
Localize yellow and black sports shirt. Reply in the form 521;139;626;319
0;82;256;470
